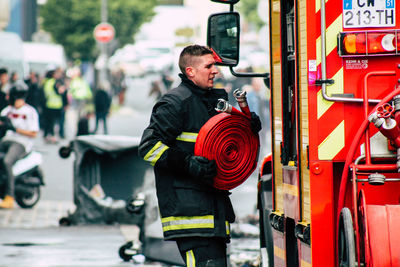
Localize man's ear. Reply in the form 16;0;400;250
185;66;195;78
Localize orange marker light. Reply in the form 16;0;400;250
343;33;357;54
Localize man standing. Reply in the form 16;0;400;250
0;82;39;209
139;45;261;266
93;82;111;135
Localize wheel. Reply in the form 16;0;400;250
338;207;356;267
357;190;367;264
58;146;72;158
259;191;274;267
16;186;40;208
119;241;140;262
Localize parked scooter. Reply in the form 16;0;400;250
0;115;44;209
0;150;44;208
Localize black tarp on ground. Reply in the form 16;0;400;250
60;135;148;225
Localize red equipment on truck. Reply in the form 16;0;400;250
208;0;400;266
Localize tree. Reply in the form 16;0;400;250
237;0;265;30
40;0;157;61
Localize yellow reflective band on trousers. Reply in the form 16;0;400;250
144;141;169;166
186;250;196;267
226;221;230;235
176;132;198;142
161;215;214;232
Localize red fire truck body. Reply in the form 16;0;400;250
208;0;400;266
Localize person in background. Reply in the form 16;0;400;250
111;69;127;106
139;44;262;266
43;68;66;143
93;82;111;135
25;72;42;112
0;68;10;111
0;82;39;209
69;67;92;117
76;112;91;136
161;68;174;91
148;80;164;101
59;76;70;139
10;72;19;86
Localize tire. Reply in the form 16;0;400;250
16;186;40;208
338;207;356;267
259;193;274;267
119;241;134;262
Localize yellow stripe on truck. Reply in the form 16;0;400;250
318;120;345;160
316;14;342;67
317;68;344;119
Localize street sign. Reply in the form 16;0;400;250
93;22;115;43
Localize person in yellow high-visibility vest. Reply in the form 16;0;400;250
69;67;92;117
43;68;66;143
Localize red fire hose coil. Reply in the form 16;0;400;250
194;111;260;190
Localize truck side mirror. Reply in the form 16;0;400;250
207;12;240;67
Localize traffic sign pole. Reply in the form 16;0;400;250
95;0;113;88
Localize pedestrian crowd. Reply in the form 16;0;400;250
0;66;121;144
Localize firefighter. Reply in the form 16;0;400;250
139;44;262;266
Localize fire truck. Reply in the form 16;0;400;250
208;0;400;266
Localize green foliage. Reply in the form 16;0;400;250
237;0;265;30
175;27;194;38
40;0;157;61
158;0;184;4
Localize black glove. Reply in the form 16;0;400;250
250;112;262;134
185;155;217;185
0;117;15;132
166;147;217;186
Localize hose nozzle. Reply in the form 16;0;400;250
215;99;232;113
233;88;247;103
233;88;251;116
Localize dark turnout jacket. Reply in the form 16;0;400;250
139;74;235;241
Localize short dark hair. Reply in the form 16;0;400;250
178;45;213;74
0;68;8;75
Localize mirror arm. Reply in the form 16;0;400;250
229;66;269;78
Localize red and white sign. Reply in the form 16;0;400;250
93;22;115;43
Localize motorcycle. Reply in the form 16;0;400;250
0;150;44;208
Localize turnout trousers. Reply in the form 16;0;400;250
176;237;228;267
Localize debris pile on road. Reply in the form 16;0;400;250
230;214;260;238
231;222;260;238
59;184;145;226
229;217;260;267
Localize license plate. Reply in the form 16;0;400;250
343;0;395;28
